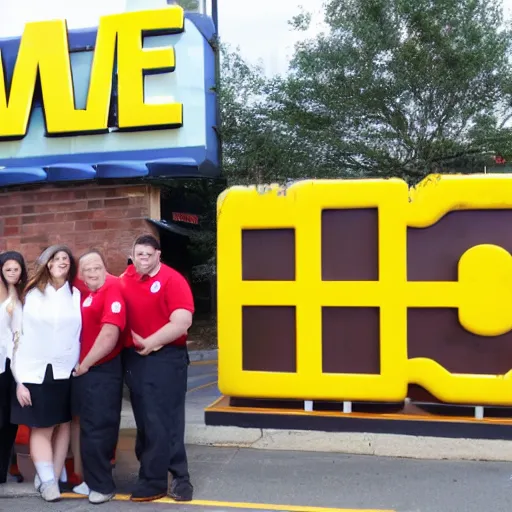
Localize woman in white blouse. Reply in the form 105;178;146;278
0;251;26;484
11;245;81;503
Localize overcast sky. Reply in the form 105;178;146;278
0;0;323;75
1;0;512;76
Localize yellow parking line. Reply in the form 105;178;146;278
188;380;217;393
189;371;217;381
191;360;217;366
62;493;393;511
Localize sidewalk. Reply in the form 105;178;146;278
120;356;221;435
3;354;512;502
2;356;512;511
126;357;512;463
1;435;512;512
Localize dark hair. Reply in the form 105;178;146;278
25;245;77;299
79;249;108;269
0;251;28;298
133;234;160;251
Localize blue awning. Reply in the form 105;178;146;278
45;163;96;182
0;167;47;186
0;155;216;188
96;161;149;178
146;157;198;177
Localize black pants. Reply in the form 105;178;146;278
77;355;123;495
0;359;17;483
124;345;189;495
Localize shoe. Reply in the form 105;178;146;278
89;490;115;504
0;473;21;484
169;478;193;502
9;463;23;483
130;493;166;502
73;482;90;495
130;488;167;502
36;472;72;493
40;480;61;502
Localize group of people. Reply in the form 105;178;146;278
0;234;195;504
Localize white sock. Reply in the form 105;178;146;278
34;462;55;484
60;466;67;482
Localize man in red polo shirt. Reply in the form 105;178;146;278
72;250;126;505
120;234;194;503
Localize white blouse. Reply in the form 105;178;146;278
14;284;81;385
0;297;22;373
7;301;22;362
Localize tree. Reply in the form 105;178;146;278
219;45;315;184
169;0;200;12
268;0;512;182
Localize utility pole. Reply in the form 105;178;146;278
212;0;218;31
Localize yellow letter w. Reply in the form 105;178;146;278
0;6;184;139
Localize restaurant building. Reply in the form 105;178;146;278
0;0;222;312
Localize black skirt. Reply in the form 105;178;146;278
11;364;72;428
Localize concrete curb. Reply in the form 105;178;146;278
3;428;511;499
183;424;512;462
119;397;512;463
0;483;37;498
188;349;218;362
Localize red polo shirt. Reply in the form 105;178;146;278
119;263;194;349
78;275;126;365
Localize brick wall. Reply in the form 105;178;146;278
0;183;158;276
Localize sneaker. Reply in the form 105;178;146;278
169;478;193;502
73;482;90;495
89;490;115;504
40;480;61;502
36;472;70;493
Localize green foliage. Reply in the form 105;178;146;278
219;0;512;184
219;44;306;184
174;0;200;11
